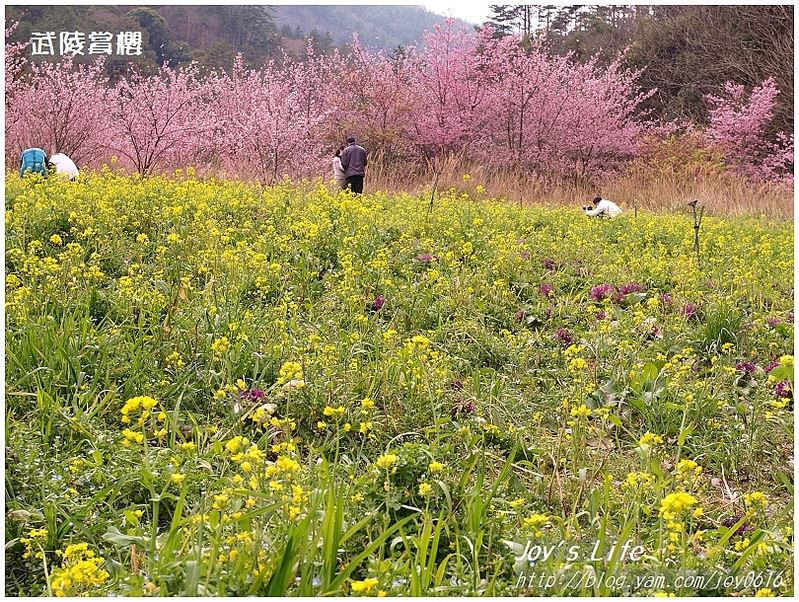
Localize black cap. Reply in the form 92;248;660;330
346;136;356;144
593;195;602;203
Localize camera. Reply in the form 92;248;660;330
581;205;592;211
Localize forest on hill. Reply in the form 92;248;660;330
5;5;461;65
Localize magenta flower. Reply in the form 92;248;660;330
775;381;792;399
595;310;606;321
618;282;645;295
553;327;573;345
515;310;526;323
542;258;556;271
767;316;781;328
590;283;614;302
735;361;757;374
416;253;438;263
538;282;553;298
369;295;385;312
451;398;476;418
661;293;674;306
764;360;779;373
615;282;645;303
681;303;698;317
239;388;264;402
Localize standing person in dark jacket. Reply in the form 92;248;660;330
340;135;368;194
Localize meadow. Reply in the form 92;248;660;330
4;171;794;596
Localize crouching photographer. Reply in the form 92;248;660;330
583;195;622;218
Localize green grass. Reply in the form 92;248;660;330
4;172;794;596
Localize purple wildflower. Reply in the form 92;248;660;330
618;282;645;296
775;381;793;400
766;316;781;328
545;305;554;319
788;312;794;323
239;388;264;403
590;283;614;302
519;251;531;260
542;258;556;271
451;398;476;418
369;295;385;312
449;379;464;391
681;303;697;317
554;328;573;346
661;293;674;306
615;282;646;303
416;253;438;263
595;310;606;321
515;310;526;323
735;361;757;374
764;360;779;373
538;282;553;298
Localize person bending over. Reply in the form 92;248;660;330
583;195;622;218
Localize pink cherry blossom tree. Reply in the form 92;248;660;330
470;31;653;179
7;56;112;166
109;63;214;175
705;78;794;182
325;36;417;165
212;52;332;183
5;22;791;185
5;21;29;157
408;20;491;163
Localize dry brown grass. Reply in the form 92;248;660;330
366;158;794;220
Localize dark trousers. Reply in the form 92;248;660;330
345;175;364;194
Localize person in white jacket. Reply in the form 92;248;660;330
584;195;622;218
48;153;79;180
332;146;346;189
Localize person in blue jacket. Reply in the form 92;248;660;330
19;148;48;177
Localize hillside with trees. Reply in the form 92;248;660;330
5;4;465;69
486;5;793;135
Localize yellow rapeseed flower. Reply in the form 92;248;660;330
351;577;379;594
375;454;398;469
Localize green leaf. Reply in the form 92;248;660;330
641;362;660;383
677;424;694;447
769;365;792;383
184;560;200;596
627;396;645;412
264;532;297;596
102;526;147;549
624;292;647;305
327;515;415;592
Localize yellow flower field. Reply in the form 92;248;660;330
5;171;794;595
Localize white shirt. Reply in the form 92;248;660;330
585;199;622;218
332;156;345;181
49;153;79;180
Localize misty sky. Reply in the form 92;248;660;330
422;2;491;24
